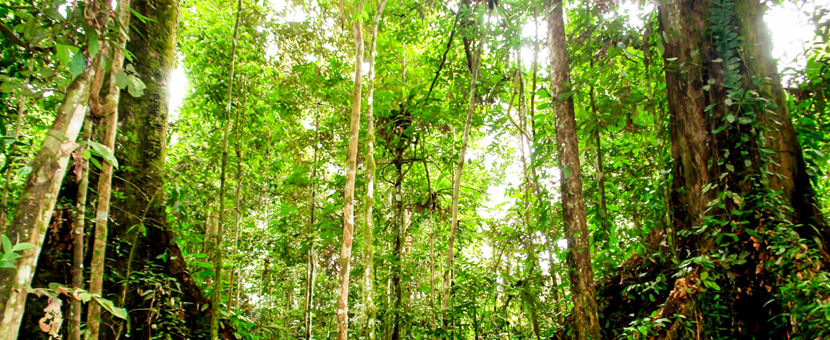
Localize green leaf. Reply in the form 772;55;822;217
1;235;12;254
94;296;129;320
12;242;36;252
2;252;22;262
23;17;37;40
78;292;92;302
87;141;119;168
115;70;130;89
56;44;72;63
88;34;99;59
128;7;156;24
127;75;145;97
16;166;31;179
69;51;86;80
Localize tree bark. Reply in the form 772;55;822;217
86;1;131;338
305;107;320;340
443;4;491;318
211;0;242;337
362;2;387;340
545;0;601;339
70;117;93;340
337;3;365;338
228;90;246;310
0;65;94;340
106;0;219;338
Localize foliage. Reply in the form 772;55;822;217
1;0;829;339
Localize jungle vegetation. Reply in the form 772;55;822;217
1;0;830;339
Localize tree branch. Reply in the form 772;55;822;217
0;22;55;53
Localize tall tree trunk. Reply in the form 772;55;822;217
70;118;93;340
0;60;95;340
211;0;242;337
545;0;601;339
228;93;245;310
337;3;365;338
362;2;386;340
391;158;404;340
107;0;213;338
643;0;829;337
305;108;320;340
442;5;491;318
87;1;131;337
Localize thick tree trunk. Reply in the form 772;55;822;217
106;0;226;338
0;69;93;340
545;0;601;339
362;2;386;340
649;0;828;337
337;4;364;338
555;1;830;339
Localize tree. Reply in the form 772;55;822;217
0;2;111;336
337;1;365;338
105;0;215;338
211;0;243;338
362;1;388;339
442;2;491;321
545;0;601;338
86;1;131;338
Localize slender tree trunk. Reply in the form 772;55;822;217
391;159;404;340
583;2;610;245
362;2;386;340
86;1;130;337
211;0;242;337
305;108;319;340
227;86;245;310
545;0;601;339
70;118;93;340
0;61;95;340
337;3;365;338
443;5;491;318
227;158;242;309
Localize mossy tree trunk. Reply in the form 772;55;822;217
568;1;830;339
104;0;217;338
